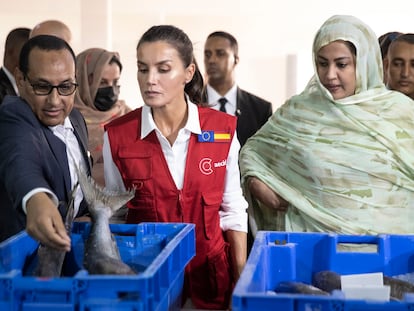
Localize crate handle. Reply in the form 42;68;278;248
333;234;386;254
336;235;381;245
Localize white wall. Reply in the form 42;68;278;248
1;0;414;110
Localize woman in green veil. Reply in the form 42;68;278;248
240;15;414;236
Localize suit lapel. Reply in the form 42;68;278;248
42;127;72;193
0;68;17;96
236;87;246;116
69;112;92;174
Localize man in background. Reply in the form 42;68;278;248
30;19;72;44
202;31;272;146
378;31;401;84
203;31;273;252
0;27;31;104
384;33;414;100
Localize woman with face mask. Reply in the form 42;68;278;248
75;48;131;187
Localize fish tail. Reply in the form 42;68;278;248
76;165;135;216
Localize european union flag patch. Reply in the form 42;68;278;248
198;131;231;143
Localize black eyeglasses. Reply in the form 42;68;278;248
25;75;78;96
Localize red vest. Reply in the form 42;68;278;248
105;107;237;309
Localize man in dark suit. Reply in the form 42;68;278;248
0;35;91;251
0;27;31;104
203;31;273;146
203;31;272;253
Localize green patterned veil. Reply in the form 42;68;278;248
240;15;414;235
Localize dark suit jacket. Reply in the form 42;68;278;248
202;86;273;146
0;68;17;104
0;95;91;241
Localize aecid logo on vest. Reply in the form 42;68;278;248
199;158;227;175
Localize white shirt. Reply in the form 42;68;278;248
206;83;238;116
103;101;248;232
2;66;19;95
22;117;85;216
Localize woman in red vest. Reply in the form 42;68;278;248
102;25;248;310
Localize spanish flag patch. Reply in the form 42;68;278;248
198;131;231;143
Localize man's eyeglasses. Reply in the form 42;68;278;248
25;76;78;96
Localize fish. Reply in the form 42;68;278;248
313;270;414;300
34;184;78;277
312;270;341;293
274;281;330;295
76;165;136;275
384;275;414;300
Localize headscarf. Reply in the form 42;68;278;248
240;15;414;236
75;48;131;186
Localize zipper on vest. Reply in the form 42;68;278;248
177;191;184;221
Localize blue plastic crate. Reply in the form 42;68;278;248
233;231;414;311
0;222;195;311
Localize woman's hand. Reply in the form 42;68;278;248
247;177;289;211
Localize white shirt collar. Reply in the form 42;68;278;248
141;98;202;139
63;117;74;130
206;84;238;113
2;66;19;95
49;117;74;135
